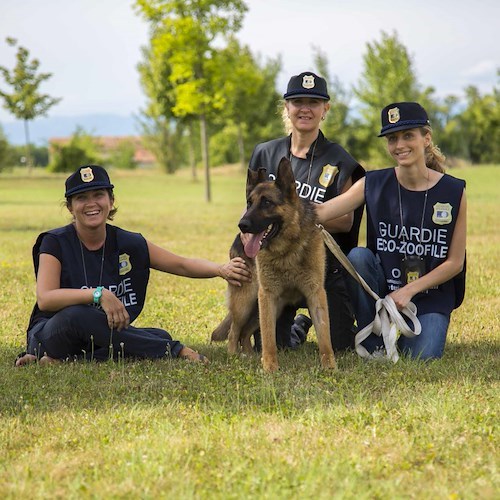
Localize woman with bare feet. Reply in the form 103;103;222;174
16;165;250;366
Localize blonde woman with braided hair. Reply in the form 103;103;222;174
316;102;467;360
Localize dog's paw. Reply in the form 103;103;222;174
211;330;228;342
261;356;279;373
227;342;239;355
321;353;337;370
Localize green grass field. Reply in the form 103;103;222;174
0;165;498;499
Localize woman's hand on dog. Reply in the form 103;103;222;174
219;257;252;286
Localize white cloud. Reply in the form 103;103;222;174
462;60;497;78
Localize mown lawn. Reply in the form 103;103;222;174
0;165;498;499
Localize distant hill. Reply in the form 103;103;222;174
0;114;141;145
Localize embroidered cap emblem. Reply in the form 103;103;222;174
432;202;453;225
119;253;132;275
80;166;94;183
319;164;339;188
302;75;315;89
388;107;400;124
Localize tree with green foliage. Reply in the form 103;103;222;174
0;37;61;173
138;114;186;173
135;0;248;201
312;46;353;151
456;81;500;164
137;43;187;174
425;71;499;164
0;126;16;171
9;143;49;168
48;128;102;173
434;95;468;161
1;142;48;169
109;139;138;170
211;37;282;170
353;31;436;166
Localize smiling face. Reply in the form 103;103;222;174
386;128;431;167
285;97;330;134
67;189;114;229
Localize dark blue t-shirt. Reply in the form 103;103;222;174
27;224;150;333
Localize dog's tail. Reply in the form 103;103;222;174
210;313;232;342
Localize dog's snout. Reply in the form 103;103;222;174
238;218;251;233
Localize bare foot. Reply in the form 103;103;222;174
15;353;37;367
39;355;60;365
179;347;209;364
15;353;61;366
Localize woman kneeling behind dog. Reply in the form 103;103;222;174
244;71;365;352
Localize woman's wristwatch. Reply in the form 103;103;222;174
93;286;104;305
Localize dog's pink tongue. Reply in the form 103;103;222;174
244;231;265;258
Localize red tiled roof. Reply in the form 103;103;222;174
49;135;156;164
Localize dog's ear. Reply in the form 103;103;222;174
246;167;267;198
275;157;296;199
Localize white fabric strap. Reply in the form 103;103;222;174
319;226;421;362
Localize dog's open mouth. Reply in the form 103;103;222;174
244;223;279;258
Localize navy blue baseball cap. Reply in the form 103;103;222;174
378;102;430;137
65;165;114;197
283;72;330;100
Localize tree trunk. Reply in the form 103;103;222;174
199;113;211;203
237;121;245;171
188;123;197;181
24;119;33;174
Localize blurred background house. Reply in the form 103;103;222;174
48;135;156;170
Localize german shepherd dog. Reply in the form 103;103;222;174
211;157;336;373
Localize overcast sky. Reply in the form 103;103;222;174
0;0;498;123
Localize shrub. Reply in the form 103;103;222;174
48;127;102;173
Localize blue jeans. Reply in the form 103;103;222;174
344;247;450;360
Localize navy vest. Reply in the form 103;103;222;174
365;169;466;314
249;131;365;255
27;224;150;334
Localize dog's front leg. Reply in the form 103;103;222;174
258;288;279;373
239;320;258;355
308;289;337;370
228;310;246;355
227;323;241;355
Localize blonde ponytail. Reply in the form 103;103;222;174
422;126;446;173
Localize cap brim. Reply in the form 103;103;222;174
378;122;428;137
284;93;330;100
65;183;114;197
